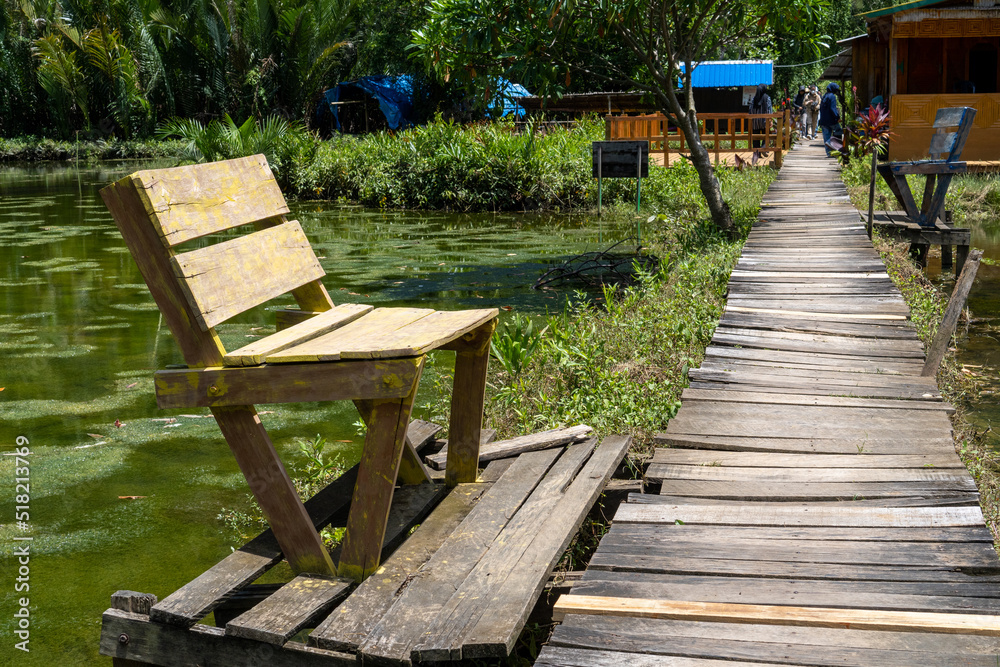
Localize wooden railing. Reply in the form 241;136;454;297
605;110;793;168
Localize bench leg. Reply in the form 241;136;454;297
339;364;424;582
354;399;430;485
942;244;953;270
212;406;336;575
446;321;496;488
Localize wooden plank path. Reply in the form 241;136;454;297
538;139;1000;665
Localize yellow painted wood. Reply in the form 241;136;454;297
340;308;498;359
132;155;289;247
552;595;1000;636
339;362;424;582
446;321;496;487
153;357;423;408
224;303;374;367
170;220;325;331
267;308;498;363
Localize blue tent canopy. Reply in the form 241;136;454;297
323;75;417;131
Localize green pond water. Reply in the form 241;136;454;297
0;163;632;665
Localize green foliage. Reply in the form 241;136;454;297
491;314;548;380
0;0;361;138
289;117;605;210
483;164;774;445
155;114;311;177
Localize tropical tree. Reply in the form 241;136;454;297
413;0;828;232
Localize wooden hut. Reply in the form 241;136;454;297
851;0;1000;162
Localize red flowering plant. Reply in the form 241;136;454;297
853;103;894;158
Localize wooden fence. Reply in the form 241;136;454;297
605;110;793;168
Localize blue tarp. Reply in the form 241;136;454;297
679;60;773;88
322;76;531;131
323;75;417;131
487;80;531;117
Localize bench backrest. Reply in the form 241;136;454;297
929;107;976;161
100;155;334;367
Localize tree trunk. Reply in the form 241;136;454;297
676;113;734;233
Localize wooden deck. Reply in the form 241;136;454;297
539;138;1000;665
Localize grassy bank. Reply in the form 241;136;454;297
2;118;672;212
0;136;187;162
841;163;1000;542
480;162;774;461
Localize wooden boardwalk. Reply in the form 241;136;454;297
539;139;1000;665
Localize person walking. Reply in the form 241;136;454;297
793;86;806;137
819;82;842;156
749;83;773;164
803;85;821;139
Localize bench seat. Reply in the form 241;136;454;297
222;306;496;366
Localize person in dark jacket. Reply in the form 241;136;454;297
749;83;773;163
819;82;842;156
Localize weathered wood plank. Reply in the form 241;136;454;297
424;424;594;470
223;304;373;366
130;155;290;247
170;221;325;331
224;574;352;645
922;249;984;376
552;596;1000;636
101;609;355;666
408;439;599;662
266;308;497;362
309;484;489;652
648;449;964;468
414;435;631;661
679;388;952;412
154;357;423;408
613;504;985;527
354;447;563;663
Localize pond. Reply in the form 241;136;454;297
0;162;632;665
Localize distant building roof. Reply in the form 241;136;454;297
821;49;853;80
859;0;948;19
681;60;774;88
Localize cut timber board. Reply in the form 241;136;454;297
552;596;1000;636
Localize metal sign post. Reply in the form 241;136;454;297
592;140;649;245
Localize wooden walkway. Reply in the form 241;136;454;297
539;139;1000;665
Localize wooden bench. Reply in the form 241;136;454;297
878;106;976;229
100;435;631;665
100;155;498;582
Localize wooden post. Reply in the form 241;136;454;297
713;118;720;165
110;591;158;667
921;249;983;377
942;243;953;269
636;145;642;216
957;243;970;275
597;144;603;217
775;113;785;169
